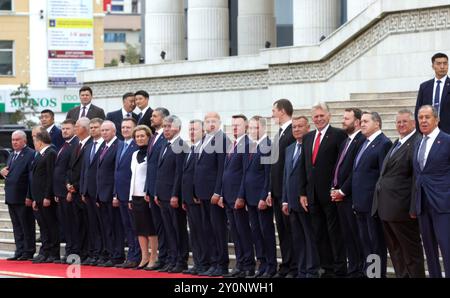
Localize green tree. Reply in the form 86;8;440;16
9;83;38;128
125;43;140;65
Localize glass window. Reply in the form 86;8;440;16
104;33;126;43
0;41;13;76
0;0;12;11
111;5;123;12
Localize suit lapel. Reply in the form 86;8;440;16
422;132;443;171
357;134;382;167
440;77;450;112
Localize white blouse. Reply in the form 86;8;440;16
129;150;148;201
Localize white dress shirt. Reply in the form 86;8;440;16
78;103;92;119
129;151;147;201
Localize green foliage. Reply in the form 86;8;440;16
9;83;38;128
125;43;140;65
105;58;118;67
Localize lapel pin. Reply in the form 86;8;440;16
438;140;441;144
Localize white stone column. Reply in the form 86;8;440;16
145;0;185;64
238;0;276;55
347;0;375;21
293;0;341;46
188;0;229;60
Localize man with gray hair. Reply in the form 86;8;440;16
1;130;36;261
372;109;425;278
154;115;189;273
352;111;392;277
299;102;347;277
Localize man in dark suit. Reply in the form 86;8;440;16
282;116;320;278
372;109;425;278
195;112;229;277
80;118;105;265
241;116;277;278
413;105;450;278
29;128;59;263
352;111;392;278
181;119;206;275
96;120;124;267
154;115;189;273
113;118;141;269
220;115;255;278
267;99;297;277
330;108;366;278
106;92;138;140
135;90;153;131
144;107;170;271
415;52;450;134
66;117;92;265
66;86;106;121
299;102;347;277
52;119;79;263
1;130;36;261
40;109;64;151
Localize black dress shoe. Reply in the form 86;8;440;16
145;261;164;271
134;261;149;270
183;267;199;275
260;271;276;278
6;256;21;261
121;261;139;269
169;265;188;273
158;264;173;272
211;268;229;277
17;255;33;261
44;256;60;263
32;255;47;264
198;266;216;276
273;270;288;278
236;270;255;278
98;260;115;267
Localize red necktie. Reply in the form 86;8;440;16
312;131;321;165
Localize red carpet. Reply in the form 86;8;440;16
0;259;211;278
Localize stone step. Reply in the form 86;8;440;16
350;92;418;101
326;98;416;109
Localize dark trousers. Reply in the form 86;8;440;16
119;201;141;262
248;205;277;274
84;195;103;259
159;200;189;267
290;209;320;278
272;194;297;274
382;220;425;278
72;194;89;259
57;196;75;256
418;196;450;278
36;201;60;258
310;196;347;276
186;202;208;269
336;199;364;276
199;200;229;270
149;196;168;264
99;201;125;263
225;203;255;271
8;204;36;257
355;212;387;277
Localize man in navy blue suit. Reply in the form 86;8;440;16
282;116;320;278
143;107;170;271
113;118;140;269
154;115;189;273
106;92;138;140
96;120;124;267
241;116;276;277
220;114;255;278
135;90;154;132
181;119;206;275
330;108;366;278
40;109;64;151
66;117;92;265
415;52;450;134
52;119;78;263
1;130;36;261
352;111;392;277
195;112;229;277
80;118;105;265
414;105;450;278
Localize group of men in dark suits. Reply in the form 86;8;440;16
2;51;450;278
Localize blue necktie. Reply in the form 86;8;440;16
418;136;429;170
390;140;402;158
137;112;143;121
434;80;441;114
120;142;129;161
292;143;301;167
354;139;370;168
90;141;97;163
